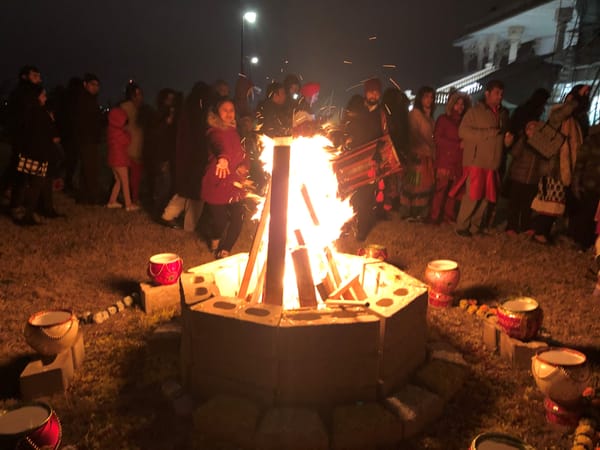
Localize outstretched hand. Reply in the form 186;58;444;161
216;158;230;179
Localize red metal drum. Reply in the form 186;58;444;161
24;309;79;356
148;253;183;285
496;297;542;341
543;396;582;427
424;259;460;308
531;347;590;406
0;401;62;450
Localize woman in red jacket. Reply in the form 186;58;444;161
202;99;249;258
106;106;138;211
430;92;470;224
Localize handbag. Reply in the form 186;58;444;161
527;122;566;160
531;176;566;216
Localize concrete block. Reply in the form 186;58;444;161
384;384;444;439
255;407;328;450
427;341;467;366
499;332;548;369
193;395;260;449
482;316;501;352
378;292;428;395
187;253;248;297
189;371;275;406
70;330;85;370
140;281;181;314
20;350;74;399
149;320;181;355
180;271;218;306
278;309;380;359
331;402;403;449
413;359;467;401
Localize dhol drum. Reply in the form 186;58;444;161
148;253;183;285
24;309;79;356
531;347;590;406
332;133;402;198
423;259;460;308
543;396;582;427
357;244;388;261
469;432;535;449
0;401;62;450
497;297;543;341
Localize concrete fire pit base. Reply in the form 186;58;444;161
180;252;468;447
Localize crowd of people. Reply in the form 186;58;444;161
1;64;599;268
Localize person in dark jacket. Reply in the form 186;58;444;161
73;73;103;204
1;65;42;204
160;82;212;231
505;121;544;235
509;88;550;138
255;82;291;137
10;85;60;225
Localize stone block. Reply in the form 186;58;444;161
384;384;444;439
499;332;548;369
482;316;501;352
378;293;428;395
189;371;276;406
427;340;467;366
187;253;248;298
278;309;380;359
331;402;403;449
255;407;328;450
148;320;181;355
413;359;467;401
20;350;74;399
180;271;218;306
140;281;181;314
193;395;260;449
70;330;85;370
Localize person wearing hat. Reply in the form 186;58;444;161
343;77;388;241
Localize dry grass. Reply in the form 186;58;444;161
1;191;598;449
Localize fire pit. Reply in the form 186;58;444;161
180;135;428;407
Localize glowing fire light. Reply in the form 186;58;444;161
253;135;355;308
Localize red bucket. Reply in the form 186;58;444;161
148;253;183;285
0;401;62;450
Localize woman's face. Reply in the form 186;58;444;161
218;101;236;125
453;97;465;115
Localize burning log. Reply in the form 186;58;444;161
238;186;271;300
316;273;335;301
265;137;292;306
291;246;318;307
328;274;367;300
250;262;267;304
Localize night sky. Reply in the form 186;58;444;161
1;0;503;106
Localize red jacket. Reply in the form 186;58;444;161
434;112;463;178
201;113;248;205
107;107;131;168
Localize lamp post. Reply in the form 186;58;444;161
240;11;257;74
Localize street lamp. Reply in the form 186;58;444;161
241;11;257;74
250;56;259;65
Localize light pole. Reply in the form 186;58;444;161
240;11;257;74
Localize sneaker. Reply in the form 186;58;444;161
455;229;472;238
125;204;141;212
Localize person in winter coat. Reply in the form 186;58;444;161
160;81;212;231
530;84;589;244
400;86;436;221
451;80;513;237
10;85;61;225
202;99;249;258
505;121;544;235
106;106;136;210
430;91;470;224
